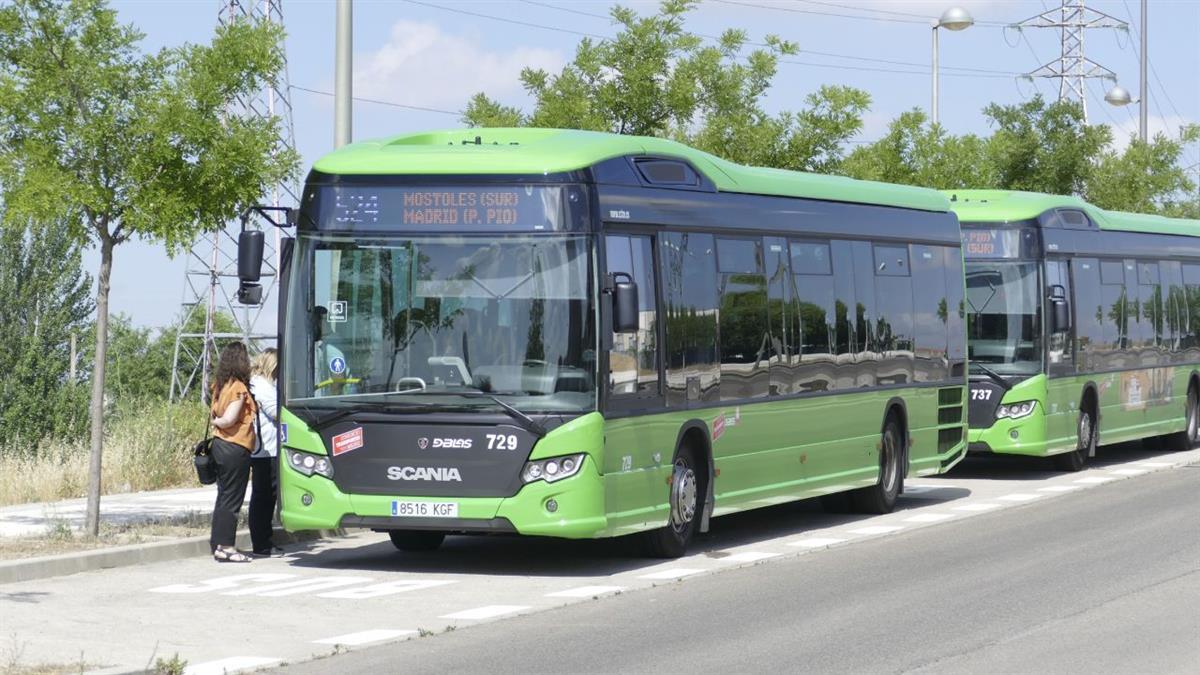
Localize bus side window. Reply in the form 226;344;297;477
605;234;659;398
1071;258;1102;372
1045;259;1073;375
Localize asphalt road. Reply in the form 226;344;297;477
279;462;1200;674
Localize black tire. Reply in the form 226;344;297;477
1054;405;1096;472
849;416;904;514
388;530;445;552
1170;385;1199;451
641;447;702;558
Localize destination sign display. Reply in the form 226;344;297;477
961;228;1022;259
323;186;565;231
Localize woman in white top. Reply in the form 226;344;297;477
249;348;281;556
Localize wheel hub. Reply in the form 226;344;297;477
670;461;697;532
881;432;897;493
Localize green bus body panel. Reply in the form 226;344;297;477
312;128;952;213
277;388;967;539
971;369;1196;457
944;189;1200;235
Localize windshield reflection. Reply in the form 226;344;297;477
965;261;1042;376
286;235;597;413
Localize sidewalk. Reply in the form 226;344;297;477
0;486;221;538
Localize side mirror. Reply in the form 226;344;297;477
1049;284;1070;333
610;272;639;333
236;230;265;306
238;230;265;282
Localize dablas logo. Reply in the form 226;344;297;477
387;466;463;482
417;437;473;449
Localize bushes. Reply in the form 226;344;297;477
0;400;207;506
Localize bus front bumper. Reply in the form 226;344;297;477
280;455;610;539
968;409;1055;457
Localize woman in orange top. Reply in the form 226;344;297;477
209;342;257;563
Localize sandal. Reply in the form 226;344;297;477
213;547;252;563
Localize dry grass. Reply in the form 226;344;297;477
0;401;208;507
0;512;219;561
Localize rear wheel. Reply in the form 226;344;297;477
1054;406;1095;472
388;530;445;552
1170;385;1199;451
641;448;701;558
849;416;903;514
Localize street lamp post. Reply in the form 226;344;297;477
1105;0;1148;140
931;7;974;127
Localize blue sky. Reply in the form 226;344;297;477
92;0;1199;329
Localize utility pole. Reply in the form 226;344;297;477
335;0;352;148
169;0;298;403
1138;0;1147;139
1014;0;1125;123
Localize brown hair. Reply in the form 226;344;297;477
213;342;251;397
251;347;278;381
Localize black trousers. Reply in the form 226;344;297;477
210;438;251;550
249;456;278;553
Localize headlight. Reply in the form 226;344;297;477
522;454;586;484
287;448;334;479
996;400;1037;420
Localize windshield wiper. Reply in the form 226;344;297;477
971;363;1011;391
479;394;548;438
305;399;470;430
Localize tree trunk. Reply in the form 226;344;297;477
84;236;114;537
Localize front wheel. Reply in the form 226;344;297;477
1054;407;1095;472
640;449;701;558
388;530;445;552
849;417;903;514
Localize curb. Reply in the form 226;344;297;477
0;527;342;585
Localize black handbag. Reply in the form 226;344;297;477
193;426;217;485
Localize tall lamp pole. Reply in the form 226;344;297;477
931;7;974;126
335;0;353;148
1105;0;1149;139
1138;0;1147;140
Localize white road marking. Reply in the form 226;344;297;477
720;551;780;562
997;493;1041;502
1074;476;1116;484
440;605;530;621
183;656;281;675
313;629;415;646
903;484;958;493
952;502;1001;512
317;580;456;599
847;525;905;535
903;513;954;523
638;568;705;580
1138;461;1173;468
224;576;369;597
1109;468;1148;476
545;585;625;598
786;537;848;548
150;574;294;594
1038;485;1083;493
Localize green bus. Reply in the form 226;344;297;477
238;128;968;557
951;190;1200;470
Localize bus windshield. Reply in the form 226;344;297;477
285;234;597;414
965;261;1042;376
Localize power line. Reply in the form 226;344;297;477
290;84;461;116
516;0;1019;76
785;0;1006;26
402;0;604;39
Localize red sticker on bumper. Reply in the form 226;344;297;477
712;414;726;441
331;427;364;456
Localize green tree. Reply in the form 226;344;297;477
462;1;877;168
840;110;991;188
0;216;93;449
1086;125;1200;215
983;95;1110;195
0;0;299;533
